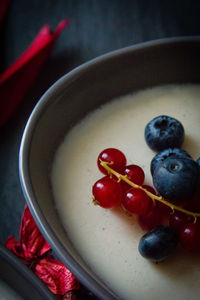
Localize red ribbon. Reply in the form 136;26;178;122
2;5;79;299
0;18;69;128
5;205;80;296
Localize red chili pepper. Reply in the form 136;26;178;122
5;205;79;297
0;19;69;128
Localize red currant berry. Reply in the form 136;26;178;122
121;182;132;198
92;176;122;209
121;165;145;194
97;148;127;175
179;222;200;252
122;188;151;216
142;185;156;195
138;205;164;230
124;165;145;185
156;200;172;216
184;187;200;212
148;187;171;216
169;211;190;234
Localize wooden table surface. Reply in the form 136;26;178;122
0;0;200;299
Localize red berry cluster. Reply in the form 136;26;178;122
92;148;200;252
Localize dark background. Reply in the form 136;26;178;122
0;0;200;298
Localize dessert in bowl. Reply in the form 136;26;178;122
19;37;200;300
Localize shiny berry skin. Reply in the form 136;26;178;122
156;200;172;216
145;115;184;151
121;165;145;194
151;148;192;176
122;188;151;216
153;157;199;202
185;184;200;212
169;211;190;234
124;164;145;185
138;225;178;262
138;205;164;230
142;185;156;195
138;185;164;230
92;176;122;208
179;223;200;252
97;148;127;175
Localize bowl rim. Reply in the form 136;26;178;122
0;245;56;299
19;36;200;300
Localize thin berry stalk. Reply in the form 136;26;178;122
100;160;200;222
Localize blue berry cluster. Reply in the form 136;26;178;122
139;115;200;262
145;115;199;203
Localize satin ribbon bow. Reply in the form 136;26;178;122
5;205;80;298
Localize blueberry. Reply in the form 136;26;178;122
197;157;200;166
138;225;178;262
145;115;184;151
150;148;192;175
153;157;199;202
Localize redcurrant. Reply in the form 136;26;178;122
124;165;145;185
179;222;200;252
97;148;127;175
169;211;190;234
122;188;151;216
142;185;156;195
92;176;122;209
184;187;200;213
138;205;164;230
156;200;171;216
121;164;145;193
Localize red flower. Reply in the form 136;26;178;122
0;19;69;128
5;205;80;296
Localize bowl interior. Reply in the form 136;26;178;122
20;38;200;299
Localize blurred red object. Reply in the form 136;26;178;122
0;0;11;26
5;205;79;297
0;19;69;128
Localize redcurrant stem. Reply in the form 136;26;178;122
100;160;200;221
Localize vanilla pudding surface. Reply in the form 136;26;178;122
52;85;200;300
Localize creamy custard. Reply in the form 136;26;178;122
52;85;200;300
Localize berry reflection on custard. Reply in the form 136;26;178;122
92;115;200;260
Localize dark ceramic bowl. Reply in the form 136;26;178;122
0;246;56;300
19;37;200;300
